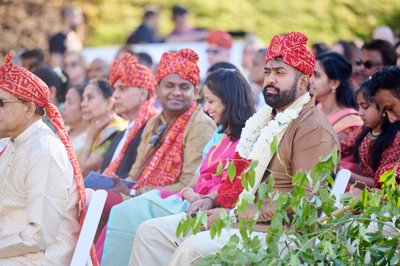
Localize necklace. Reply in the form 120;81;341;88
207;135;233;166
367;131;380;140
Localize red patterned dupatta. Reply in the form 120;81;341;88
103;97;157;176
132;102;197;188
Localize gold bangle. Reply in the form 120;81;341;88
180;187;194;195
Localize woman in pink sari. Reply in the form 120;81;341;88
310;52;363;141
96;68;256;265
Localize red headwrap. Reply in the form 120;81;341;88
103;53;157;176
206;30;233;49
109;53;156;96
156;48;200;86
0;51;98;265
265;32;315;77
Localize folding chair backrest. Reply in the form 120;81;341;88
71;189;107;266
330;169;351;208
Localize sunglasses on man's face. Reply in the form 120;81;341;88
0;98;23;108
355;60;382;69
150;124;167;147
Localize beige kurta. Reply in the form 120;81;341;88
130;98;340;266
127;105;216;194
252;98;340;223
0;120;80;265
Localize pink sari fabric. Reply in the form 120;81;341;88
159;135;238;198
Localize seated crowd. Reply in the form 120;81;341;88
0;27;400;265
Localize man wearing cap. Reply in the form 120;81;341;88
0;52;88;264
206;30;233;66
130;32;339;265
101;53;157;179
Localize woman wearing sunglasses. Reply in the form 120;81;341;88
310;52;363;141
97;67;256;266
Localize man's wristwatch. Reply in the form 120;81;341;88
129;189;137;197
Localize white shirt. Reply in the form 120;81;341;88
0;120;80;265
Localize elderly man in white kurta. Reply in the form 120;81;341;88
0;51;87;265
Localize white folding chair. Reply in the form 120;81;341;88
315;169;351;246
71;189;108;266
329;169;351;208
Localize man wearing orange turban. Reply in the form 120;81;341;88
94;48;216;264
0;51;92;265
101;53;157;179
206;30;233;65
130;32;339;265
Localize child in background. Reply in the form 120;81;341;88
340;80;400;189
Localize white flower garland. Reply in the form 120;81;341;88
237;92;312;196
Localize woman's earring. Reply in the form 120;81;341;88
332;87;336;93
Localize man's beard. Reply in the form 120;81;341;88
262;80;298;109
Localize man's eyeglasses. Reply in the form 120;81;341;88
151;124;167;147
0;98;23;108
355;60;382;69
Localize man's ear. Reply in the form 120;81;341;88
299;75;310;91
49;85;57;100
193;85;199;97
25;102;37;119
155;84;160;97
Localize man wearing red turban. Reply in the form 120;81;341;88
94;48;216;263
206;30;233;65
101;53;157;179
130;32;340;265
0;51;92;264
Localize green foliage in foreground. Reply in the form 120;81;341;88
74;0;400;47
177;149;400;265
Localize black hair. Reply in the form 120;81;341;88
204;69;256;141
368;66;400;99
206;62;239;74
34;67;68;103
312;43;329;57
353;80;400;171
20;49;44;61
135;52;153;68
88;79;113;99
316;52;357;109
69;82;88;102
395;41;400;50
20;49;44;70
143;9;158;20
362;39;397;66
172;5;187;16
334;40;356;63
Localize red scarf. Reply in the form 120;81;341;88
103;97;156;176
0;52;97;265
133;102;197;188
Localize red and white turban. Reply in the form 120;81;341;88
156;48;200;86
265;32;315;77
109;53;156;96
0;50;88;235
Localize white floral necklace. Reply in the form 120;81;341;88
237;92;312;196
